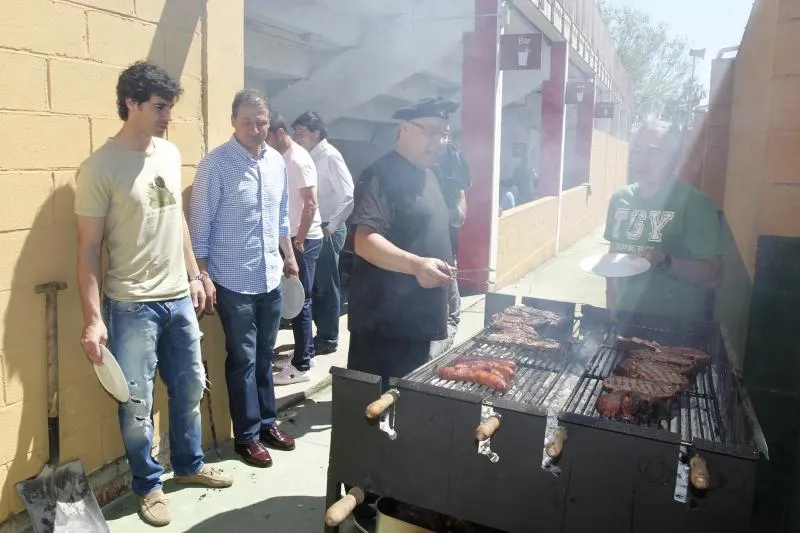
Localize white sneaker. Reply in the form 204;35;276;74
273;353;291;370
273;365;311;385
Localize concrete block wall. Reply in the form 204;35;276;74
0;0;243;523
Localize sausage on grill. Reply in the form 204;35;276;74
437;365;510;392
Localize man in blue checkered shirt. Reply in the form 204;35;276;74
189;89;300;469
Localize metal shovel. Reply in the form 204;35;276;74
16;282;109;533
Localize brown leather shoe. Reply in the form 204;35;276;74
234;440;273;468
260;425;296;451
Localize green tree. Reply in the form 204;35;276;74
598;1;706;129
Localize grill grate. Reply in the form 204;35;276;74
405;336;579;409
563;321;730;445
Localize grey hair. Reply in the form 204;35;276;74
231;89;269;117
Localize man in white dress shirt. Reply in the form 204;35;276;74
292;112;354;355
267;112;324;384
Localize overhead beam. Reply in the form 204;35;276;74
244;0;362;49
270;0;474;123
244;30;313;80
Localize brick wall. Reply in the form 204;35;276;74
0;0;243;523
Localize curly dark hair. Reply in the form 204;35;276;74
291;111;327;141
116;61;183;121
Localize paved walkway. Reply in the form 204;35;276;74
104;227;608;532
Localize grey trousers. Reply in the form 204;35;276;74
429;281;462;359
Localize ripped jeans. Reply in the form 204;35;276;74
103;296;205;496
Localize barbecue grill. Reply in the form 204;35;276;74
324;293;767;533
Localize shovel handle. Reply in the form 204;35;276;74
325;487;364;526
35;282;67;466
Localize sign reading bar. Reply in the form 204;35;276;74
500;33;543;71
594;102;615;119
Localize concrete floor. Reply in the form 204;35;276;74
104;227;608;532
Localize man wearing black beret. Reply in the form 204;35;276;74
347;97;458;390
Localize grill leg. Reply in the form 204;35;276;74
325;475;342;533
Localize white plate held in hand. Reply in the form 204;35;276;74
580;252;651;278
94;345;130;403
281;275;305;319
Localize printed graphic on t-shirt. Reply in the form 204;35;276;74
610;207;675;253
148;176;177;209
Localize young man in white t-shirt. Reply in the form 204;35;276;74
74;61;232;527
267;112;323;384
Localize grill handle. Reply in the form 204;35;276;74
689;455;709;490
325;487;365;527
475;416;501;441
545;427;568;458
366;391;397;419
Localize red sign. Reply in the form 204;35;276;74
594;102;615;119
500;33;542;71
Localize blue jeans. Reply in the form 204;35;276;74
103;296;205;496
292;238;322;370
214;283;282;443
312;225;346;348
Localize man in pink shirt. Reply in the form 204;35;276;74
266;112;323;384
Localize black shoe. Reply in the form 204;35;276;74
314;342;337;355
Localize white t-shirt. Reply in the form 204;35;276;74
282;142;323;240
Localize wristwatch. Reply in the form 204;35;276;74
190;273;207;283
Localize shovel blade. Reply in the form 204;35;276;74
16;461;109;533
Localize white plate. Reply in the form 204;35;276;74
281;275;305;319
94;345;130;403
580;252;651;278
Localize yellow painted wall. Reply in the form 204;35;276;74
0;0;243;522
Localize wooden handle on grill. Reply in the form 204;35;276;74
545;427;568;458
324;487;365;526
690;455;709;490
475;416;501;441
366;392;397;419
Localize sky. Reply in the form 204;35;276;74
604;0;754;89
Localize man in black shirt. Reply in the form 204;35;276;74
347;97;457;390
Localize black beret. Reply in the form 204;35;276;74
391;96;460;121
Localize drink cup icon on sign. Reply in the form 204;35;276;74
517;36;531;67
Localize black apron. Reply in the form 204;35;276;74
347;151;452;342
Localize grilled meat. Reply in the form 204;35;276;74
449;361;516;382
490;316;541;336
497;305;569;328
616;358;690;388
628;349;696;374
616;336;661;351
602;375;679;400
437;365;510;392
481;331;563;351
658;346;710;362
453;356;518;372
595;391;654;421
